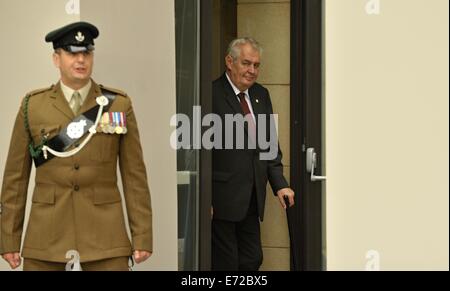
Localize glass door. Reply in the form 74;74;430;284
175;0;200;271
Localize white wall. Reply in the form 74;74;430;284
324;0;449;270
0;0;178;271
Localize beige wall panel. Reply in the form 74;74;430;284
238;0;291;271
238;2;290;85
265;85;290;167
325;0;449;270
239;0;289;4
260;247;290;271
261;167;290;250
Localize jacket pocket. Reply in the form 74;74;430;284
89;134;118;162
32;183;56;204
30;125;61;146
213;171;233;182
93;185;122;205
24;184;56;250
93;185;130;249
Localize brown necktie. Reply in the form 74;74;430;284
70;91;82;115
238;92;256;140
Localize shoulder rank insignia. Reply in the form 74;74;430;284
26;85;54;98
99;84;128;97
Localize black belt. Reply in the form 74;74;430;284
32;88;117;168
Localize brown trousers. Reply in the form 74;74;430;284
23;257;130;271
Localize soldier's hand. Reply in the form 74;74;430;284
133;250;152;264
277;188;295;209
2;252;22;269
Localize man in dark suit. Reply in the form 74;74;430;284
212;38;295;271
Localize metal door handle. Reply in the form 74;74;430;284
306;148;326;182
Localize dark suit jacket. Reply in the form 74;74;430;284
212;74;288;222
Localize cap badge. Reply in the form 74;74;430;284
75;31;85;42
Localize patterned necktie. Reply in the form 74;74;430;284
238;92;256;140
70;91;82;115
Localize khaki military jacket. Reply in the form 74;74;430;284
0;80;153;263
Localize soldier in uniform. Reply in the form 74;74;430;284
0;22;153;271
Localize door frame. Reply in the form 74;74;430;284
290;0;325;271
199;0;213;271
199;0;238;271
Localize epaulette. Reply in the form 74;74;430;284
26;85;54;98
99;84;128;97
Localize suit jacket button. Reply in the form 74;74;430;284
74;185;80;191
74;164;80;170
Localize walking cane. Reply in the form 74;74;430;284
285;196;300;270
